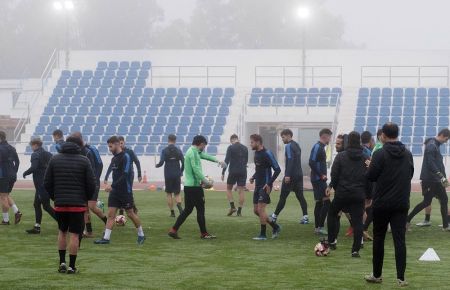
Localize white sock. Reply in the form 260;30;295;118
104;229;112;240
137;226;144;237
11;204;19;214
304;215;308;219
2;213;9;222
35;223;41;228
271;213;277;218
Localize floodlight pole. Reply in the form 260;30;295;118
65;11;69;69
301;25;306;87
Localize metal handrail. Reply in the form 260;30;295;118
40;49;60;92
150;66;237;87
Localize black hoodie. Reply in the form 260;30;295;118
44;142;96;207
367;141;414;210
420;138;445;183
329;146;370;201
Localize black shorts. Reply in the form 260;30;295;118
56;211;85;234
280;178;303;199
165;177;181;194
253;186;271;205
312;180;327;201
227;173;247;187
0;178;10;193
108;193;135;210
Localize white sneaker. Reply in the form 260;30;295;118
364;274;382;284
416;221;431;227
397;279;409;287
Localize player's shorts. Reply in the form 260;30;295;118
0;178;10;193
280;178;303;199
253;186;271;205
165;177;181;194
8;179;15;193
227;172;247;187
89;182;101;201
108;193;135;210
312;180;327;201
56;211;85;234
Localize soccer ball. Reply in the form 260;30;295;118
202;176;214;189
115;215;127;226
96;200;104;212
314;238;330;257
273;184;280;191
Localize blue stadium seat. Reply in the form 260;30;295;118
182;107;194;116
356;107;367;117
412;145;423;156
379;106;390;117
439;117;449;127
367;107;378;116
186;97;197;106
359;88;369;98
415;107;425;116
416;97;426;107
404;88;415;98
427;117;437;126
378;116;389;126
403;116;413;126
402;127;413;136
393;88;403;98
413;127;425;137
195;107;206;116
381;88;392;97
178;88;189;98
369;97;380;107
357;97;368;107
295;95;306;106
391;106;402;117
370;87;381;98
367;117;377;126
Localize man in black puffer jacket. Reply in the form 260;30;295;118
44;136;96;275
364;123;414;287
327;131;370;257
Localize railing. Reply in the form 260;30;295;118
40;49;60;92
254;66;343;88
360;66;449;87
150;66;237;87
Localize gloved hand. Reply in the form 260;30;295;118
437;172;449;188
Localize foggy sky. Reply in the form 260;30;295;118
158;0;450;50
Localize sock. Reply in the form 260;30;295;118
11;204;19;214
137;226;144;237
86;222;93;233
176;203;183;213
425;214;430;222
2;213;9;222
260;224;267;236
230;202;235;209
35;223;41;228
69;254;77;269
171;209;175;214
104;228;112;240
101;216;107;224
59;250;66;264
237;207;242;214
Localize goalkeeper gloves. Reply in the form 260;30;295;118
437;172;449;188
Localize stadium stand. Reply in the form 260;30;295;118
354;87;450;156
29;61;234;155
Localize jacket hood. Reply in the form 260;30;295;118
60;142;82;154
383;141;407;159
424;137;441;147
346;146;364;160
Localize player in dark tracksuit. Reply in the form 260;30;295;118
221;134;248;216
272;129;308;224
309;129;332;235
23;138;57;234
0;131;22;225
156;134;185;217
407;129;450;230
249;134;282;240
95;136;145;245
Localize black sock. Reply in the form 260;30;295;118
86;222;93;233
69;254;77;269
260;224;267;236
59;250;66;264
102;216;107;224
119;209;124;215
171;209;175;214
237;207;242;214
176;203;183;213
230;202;235;209
425;214;430;222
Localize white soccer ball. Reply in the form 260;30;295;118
202;176;214;189
314;240;330;257
115;215;127;226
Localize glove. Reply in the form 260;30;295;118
437;172;449;188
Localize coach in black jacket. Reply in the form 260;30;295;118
327;131;369;257
44;136;96;274
364;123;414;286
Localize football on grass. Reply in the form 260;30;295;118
314;239;330;257
115;215;127;226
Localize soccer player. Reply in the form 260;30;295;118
327;131;369;258
71;132;106;238
95;136;145;245
0;131;22;225
221;134;248;216
44;136;97;274
156;134;185;217
272;129;308;224
365;123;414;287
406;128;450;231
52;129;65;153
168;135;225;239
23;137;57;234
309;128;332;235
104;136;141;215
249;134;282;240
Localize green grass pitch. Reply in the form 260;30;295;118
1;189;449;289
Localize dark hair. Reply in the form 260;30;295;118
52;129;63;138
336;134;344;140
118;136;125;142
250;134;263;144
29;137;43;147
438;128;450;138
230;134;238;141
70;131;83;141
319;128;332;137
168;134;177;142
361;131;373;144
382;122;399;139
348;131;361;148
0;131;6;142
280;129;293;137
192;135;208;146
66;136;83;147
376;129;383;139
107;136;120;144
